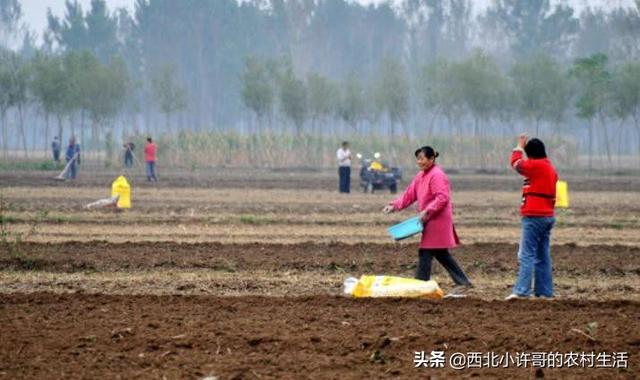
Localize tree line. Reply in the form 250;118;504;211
0;0;639;169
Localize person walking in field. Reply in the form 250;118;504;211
144;137;158;182
383;146;473;296
337;141;352;193
506;134;558;300
52;136;61;162
64;137;81;180
123;141;135;168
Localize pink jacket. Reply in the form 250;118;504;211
392;165;460;249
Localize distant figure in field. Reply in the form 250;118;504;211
51;136;61;162
336;141;351;193
65;137;81;180
123;141;135;168
144;137;157;182
506;134;558;300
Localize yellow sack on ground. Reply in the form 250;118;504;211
556;180;569;208
111;176;131;209
343;275;443;300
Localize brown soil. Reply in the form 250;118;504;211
2;167;640;191
1;242;639;277
2;170;639;379
1;293;638;379
1;242;639;303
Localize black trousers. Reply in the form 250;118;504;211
416;248;472;286
338;166;351;193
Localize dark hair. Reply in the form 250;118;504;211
341;141;349;146
147;137;152;143
524;138;547;159
414;146;439;159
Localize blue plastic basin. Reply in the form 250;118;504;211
387;216;424;241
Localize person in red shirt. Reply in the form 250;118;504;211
506;134;558;300
144;137;158;182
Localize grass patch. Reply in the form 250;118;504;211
47;214;79;224
239;214;274;225
0;160;62;171
0;215;19;224
0;211;71;224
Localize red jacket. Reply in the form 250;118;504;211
511;149;558;217
144;142;156;162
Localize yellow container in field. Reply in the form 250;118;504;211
556;180;569;208
111;176;131;209
343;275;443;300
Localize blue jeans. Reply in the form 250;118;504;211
338;166;350;193
65;160;77;179
124;153;133;168
146;161;157;182
513;216;556;297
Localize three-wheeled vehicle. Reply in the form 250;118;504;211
357;153;401;194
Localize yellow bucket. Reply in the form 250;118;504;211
556;180;569;208
111;176;131;209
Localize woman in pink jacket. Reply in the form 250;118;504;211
383;146;473;295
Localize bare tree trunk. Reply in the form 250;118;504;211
634;116;640;168
32;111;39;158
144;106;151;135
70;114;76;139
57;115;64;147
599;112;612;167
80;109;86;159
90;120;96;162
616;119;625;170
389;118;395;139
587;119;593;172
1;110;8;159
18;103;28;158
401;120;410;142
474;117;482;169
44;112;50;159
425;108;439;139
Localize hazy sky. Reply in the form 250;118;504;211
20;0;134;38
18;0;637;40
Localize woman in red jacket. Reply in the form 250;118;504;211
507;134;558;300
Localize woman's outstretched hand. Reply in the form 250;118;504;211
382;205;395;214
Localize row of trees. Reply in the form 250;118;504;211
241;52;640;168
0;0;639;168
0;47;188;158
1;47;639;168
1;0;636;130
